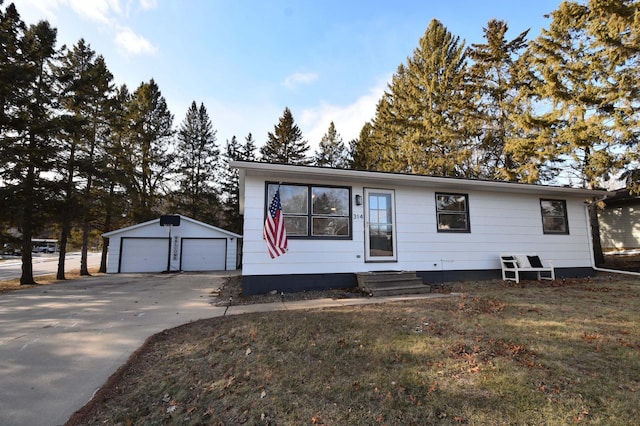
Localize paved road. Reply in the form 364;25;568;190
0;272;229;426
0;252;102;281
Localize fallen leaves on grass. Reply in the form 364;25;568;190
456;295;507;314
68;276;640;425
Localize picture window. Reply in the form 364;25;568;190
266;183;351;238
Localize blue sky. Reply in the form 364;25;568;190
18;0;563;152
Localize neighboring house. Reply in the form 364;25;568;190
599;188;640;252
103;215;242;273
232;161;610;295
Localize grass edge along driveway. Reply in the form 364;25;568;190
70;276;640;425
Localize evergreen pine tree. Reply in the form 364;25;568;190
260;107;310;164
123;79;174;222
579;0;640;181
54;39;92;279
220;132;258;233
221;136;241;203
348;122;375;170
241;132;258;161
97;84;131;273
220;135;243;233
370;19;473;176
467;20;530;181
0;2;27;259
0;12;59;284
0;2;24;136
369;95;405;172
314;121;348;168
522;1;627;188
172;101;221;222
521;0;640;266
54;40;114;278
77;55;114;276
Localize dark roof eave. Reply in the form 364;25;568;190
230;161;612;198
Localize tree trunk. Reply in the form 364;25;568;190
20;165;36;285
99;236;109;274
80;219;91;276
98;182;115;274
589;200;605;267
56;223;70;280
20;232;35;285
80;116;98;276
57;144;76;280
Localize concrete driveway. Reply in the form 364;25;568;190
0;272;230;426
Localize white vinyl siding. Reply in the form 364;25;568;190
599;205;640;251
241;174;593;277
104;216;241;273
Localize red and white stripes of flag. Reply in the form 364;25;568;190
264;187;288;258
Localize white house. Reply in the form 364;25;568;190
232;161;610;295
599;188;640;252
103;215;242;273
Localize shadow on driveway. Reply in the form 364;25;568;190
0;272;233;426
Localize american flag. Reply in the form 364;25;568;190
264;187;288;258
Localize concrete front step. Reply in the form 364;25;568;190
356;271;431;297
364;284;432;297
356;271;418;282
363;277;425;289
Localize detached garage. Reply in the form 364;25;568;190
103;215;242;273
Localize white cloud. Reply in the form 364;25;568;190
18;0;62;22
20;0;120;25
115;27;158;55
21;0;158;57
67;0;120;24
283;72;319;89
168;80;387;155
139;0;158;10
300;82;386;152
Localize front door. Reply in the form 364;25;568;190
364;188;397;262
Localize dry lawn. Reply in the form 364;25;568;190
68;274;640;425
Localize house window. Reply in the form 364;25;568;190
266;183;351;238
436;193;470;232
540;199;569;234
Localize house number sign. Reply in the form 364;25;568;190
173;236;179;260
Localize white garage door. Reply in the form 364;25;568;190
120;238;169;273
181;238;226;271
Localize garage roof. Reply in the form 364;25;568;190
103;215;242;238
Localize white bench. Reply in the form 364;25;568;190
500;254;555;283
